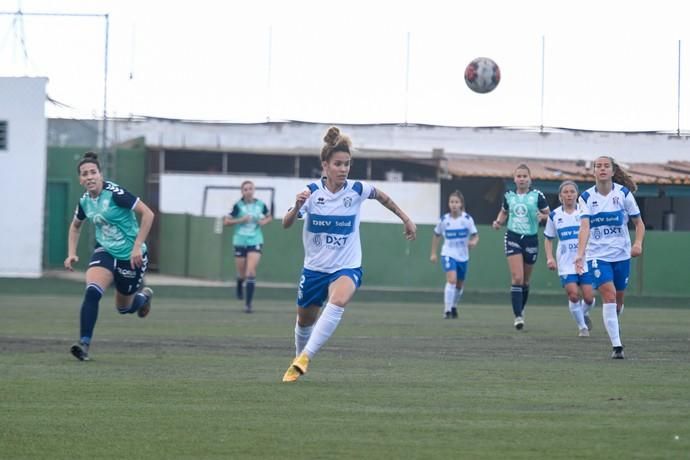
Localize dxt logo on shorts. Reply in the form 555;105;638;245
326;235;348;247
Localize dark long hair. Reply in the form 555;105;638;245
320;126;352;163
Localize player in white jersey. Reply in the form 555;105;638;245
575;156;645;359
544;181;595;337
281;126;417;382
430;191;479;319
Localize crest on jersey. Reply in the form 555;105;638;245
613;197;620;205
592;228;602;240
343;197;352;208
312;234;322;246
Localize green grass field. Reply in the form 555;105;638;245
1;280;689;459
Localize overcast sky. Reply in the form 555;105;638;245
2;0;690;132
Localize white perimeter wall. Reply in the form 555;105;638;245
160;174;441;225
0;77;48;277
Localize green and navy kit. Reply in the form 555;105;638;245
502;189;549;236
229;199;270;247
75;181;145;260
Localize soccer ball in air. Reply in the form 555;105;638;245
464;57;501;94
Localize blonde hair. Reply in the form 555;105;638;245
597;156;638;192
320;126;353;163
514;163;531;176
557;180;578;204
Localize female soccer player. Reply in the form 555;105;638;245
575;156;645;359
281;126;417;382
223;180;272;313
492;164;550;330
430;191;479;319
64;151;155;361
544;181;595;337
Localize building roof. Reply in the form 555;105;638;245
446;156;690;185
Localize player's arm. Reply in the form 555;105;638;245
373;187;416;240
574;217;590;275
468;232;479;249
430;233;441;262
258;204;273;227
131;200;155;268
224;204;251;226
537;191;550;222
64;217;84;271
493;208;508;229
630;216;645;257
283;190;310;229
544;237;557;270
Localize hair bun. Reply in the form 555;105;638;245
323;126;340;146
83;151;99;161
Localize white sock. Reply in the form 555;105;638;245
569;300;586;329
454;287;464;307
444;283;455;313
303;303;344;359
618;304;624;317
294;321;314;356
581;298;595;316
602;302;622;347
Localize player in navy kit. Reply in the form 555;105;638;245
492;164;550;330
544;181;595;337
281;126;417;382
575;156;645;359
64;152;155;361
430;191;479;319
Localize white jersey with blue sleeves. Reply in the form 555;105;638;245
298;179;375;273
578;182;641;262
433;212;478;262
544;205;586;276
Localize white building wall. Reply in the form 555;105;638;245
160;173;440;225
0;77;48;277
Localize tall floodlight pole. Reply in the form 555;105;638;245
677;40;682;136
0;10;111;175
540;35;545;132
404;31;411;125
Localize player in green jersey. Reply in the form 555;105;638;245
64;152;155;361
223;180;272;313
492;164;550;330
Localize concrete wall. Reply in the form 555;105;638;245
0;77;48;277
157;216;690;298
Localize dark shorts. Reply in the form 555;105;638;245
234;244;263;257
88;247;148;295
504;231;539;265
